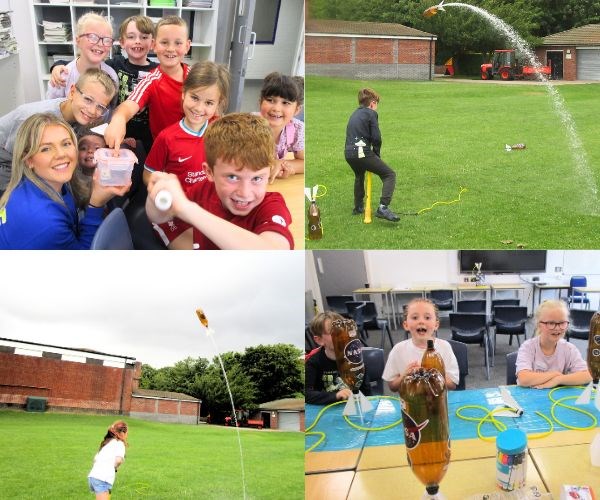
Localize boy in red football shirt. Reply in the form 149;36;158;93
145;113;294;250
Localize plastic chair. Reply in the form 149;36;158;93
346;301;393;349
325;295;354;316
344;301;369;346
567;276;590;309
90;208;134;250
124;203;167;250
456;300;486;314
447;339;468;390
566;309;596;341
449;313;491;380
428;290;454;312
490;299;520;325
305;325;318;353
362;347;385;395
506;351;518;385
493;306;528;348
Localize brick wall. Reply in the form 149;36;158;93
130;396;200;424
306;35;435;80
0;352;136;414
535;46;577;80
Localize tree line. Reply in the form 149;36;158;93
139;344;304;423
308;0;600;64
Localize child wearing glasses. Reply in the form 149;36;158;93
105;16;191;153
515;300;591;388
46;13;118;102
50;15;158;155
0;69;116;195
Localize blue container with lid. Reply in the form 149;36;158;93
496;428;527;491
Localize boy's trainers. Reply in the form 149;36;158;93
376;205;400;222
352;205;364;215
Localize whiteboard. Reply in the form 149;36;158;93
562;250;600;276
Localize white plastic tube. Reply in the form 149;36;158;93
155;190;172;211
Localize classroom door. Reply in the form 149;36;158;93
312;251;368;304
228;0;257;112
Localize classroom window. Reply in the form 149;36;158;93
254;0;281;44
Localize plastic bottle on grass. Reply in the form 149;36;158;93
307;200;322;240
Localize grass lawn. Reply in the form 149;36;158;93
0;411;303;499
305;76;600;249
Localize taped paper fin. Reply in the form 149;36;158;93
90;123;109;136
304;187;312;202
499;386;523;416
342;391;373;416
575;381;593;405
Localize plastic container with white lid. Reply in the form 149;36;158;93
94;148;137;186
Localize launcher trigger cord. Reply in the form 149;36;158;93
398;186;468;216
313;184;328;199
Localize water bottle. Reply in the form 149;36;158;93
330;318;365;392
421;339;446;377
587;312;600;384
496;428;527;491
307;200;323;240
399;368;450;498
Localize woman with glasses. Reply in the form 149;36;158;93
515;300;592;388
46;12;118;103
0;69;117;195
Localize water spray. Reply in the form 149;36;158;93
196;308;247;500
423;2;598;213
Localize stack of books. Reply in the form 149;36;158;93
0;12;18;57
42;20;71;43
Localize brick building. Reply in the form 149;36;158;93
306;19;437;80
536;24;600;81
0;338;200;424
258;398;305;431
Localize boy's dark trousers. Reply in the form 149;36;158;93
345;155;396;208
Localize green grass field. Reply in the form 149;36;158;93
305;76;600;249
0;411;303;499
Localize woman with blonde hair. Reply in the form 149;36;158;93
0;113;129;249
516;299;591;388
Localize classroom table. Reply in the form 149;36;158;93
352;287;396;329
267;173;304;249
531;282;570;310
305;386;600;499
573;287;600;309
391;284;458;327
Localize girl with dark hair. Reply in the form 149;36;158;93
258;72;304;180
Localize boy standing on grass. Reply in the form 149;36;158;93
344;88;400;222
105;16;191;153
145;113;294;250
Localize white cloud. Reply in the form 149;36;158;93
0;251;304;367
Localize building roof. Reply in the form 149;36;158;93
259;398;305;411
306;19;435;39
542;24;600;46
133;388;200;402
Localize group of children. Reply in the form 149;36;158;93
306;297;592;404
0;12;304;250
